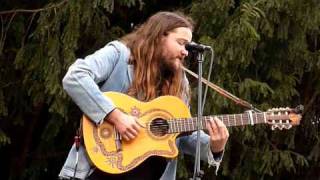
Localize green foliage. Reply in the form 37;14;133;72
189;0;320;179
0;0;144;179
0;129;11;147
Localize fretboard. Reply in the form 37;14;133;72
167;112;268;133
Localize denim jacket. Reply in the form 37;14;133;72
59;40;223;179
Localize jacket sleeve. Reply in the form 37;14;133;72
62;43;120;124
177;131;224;174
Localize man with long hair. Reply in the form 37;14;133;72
59;11;229;180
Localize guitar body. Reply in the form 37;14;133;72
82;92;191;174
82;92;303;174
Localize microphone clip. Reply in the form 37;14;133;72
185;42;211;52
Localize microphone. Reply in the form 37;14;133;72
185;41;211;52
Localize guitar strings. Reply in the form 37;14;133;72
146;113;286;133
146;116;265;132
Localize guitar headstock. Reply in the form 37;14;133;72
266;105;303;130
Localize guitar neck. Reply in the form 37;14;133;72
167;112;268;133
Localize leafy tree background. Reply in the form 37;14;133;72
0;0;319;179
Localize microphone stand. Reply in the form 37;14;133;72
191;49;205;180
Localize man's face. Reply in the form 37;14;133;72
160;27;192;72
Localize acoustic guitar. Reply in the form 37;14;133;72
82;92;302;174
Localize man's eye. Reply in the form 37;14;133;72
178;41;184;45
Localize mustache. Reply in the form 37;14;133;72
160;59;183;73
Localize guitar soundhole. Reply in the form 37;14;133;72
150;118;169;137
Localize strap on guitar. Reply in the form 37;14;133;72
72;117;83;179
183;66;261;112
75;117;83;148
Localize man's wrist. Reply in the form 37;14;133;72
104;108;118;123
212;150;223;158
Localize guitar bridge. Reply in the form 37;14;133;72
114;127;122;152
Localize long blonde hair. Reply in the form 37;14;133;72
121;11;194;101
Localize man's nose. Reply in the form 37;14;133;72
181;47;188;58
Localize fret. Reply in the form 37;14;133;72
203;117;207;130
234;114;236;126
235;114;239;126
175;119;179;133
192;118;197;131
201;118;207;129
183;119;190;131
175;120;181;132
263;112;267;123
260;113;263;123
227;115;230;127
191;117;195;131
175;119;179;132
195;117;202;130
195;117;199;130
173;120;177;133
232;114;236;126
186;118;190;131
172;119;176;133
181;119;184;132
255;113;258;124
224;116;228;126
182;119;185;132
191;118;194;131
238;114;242;126
241;114;243;126
258;113;262;124
195;117;200;130
201;117;204;129
181;119;185;132
202;117;205;129
207;117;210;128
206;116;210;129
192;117;198;130
168;121;172;133
222;115;228;127
248;111;253;125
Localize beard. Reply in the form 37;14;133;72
150;47;184;97
160;56;184;75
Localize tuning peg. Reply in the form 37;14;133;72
279;125;284;130
294;105;304;114
284;124;292;129
268;108;278;112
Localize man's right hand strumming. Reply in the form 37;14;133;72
106;108;140;141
